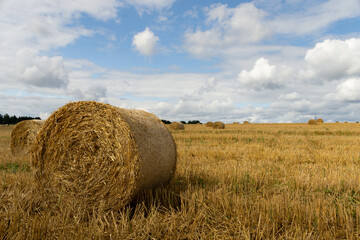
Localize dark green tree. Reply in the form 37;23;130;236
3;114;9;124
161;119;171;124
9;115;18;124
188;120;201;124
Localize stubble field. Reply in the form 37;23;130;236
1;123;360;239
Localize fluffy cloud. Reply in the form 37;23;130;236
0;0;121;53
334;78;360;102
184;2;269;58
205;3;268;43
15;49;69;88
132;28;159;56
304;38;360;81
237;58;291;90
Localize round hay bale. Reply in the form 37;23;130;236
243;121;250;124
233;122;239;124
11;120;44;157
308;119;316;125
316;118;324;124
169;122;185;130
206;121;214;127
31;101;177;212
212;121;225;129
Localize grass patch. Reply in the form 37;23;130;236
0;162;30;173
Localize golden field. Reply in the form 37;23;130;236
1;122;360;239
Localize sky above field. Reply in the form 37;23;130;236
1;0;360;123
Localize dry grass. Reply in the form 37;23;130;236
1;122;360;239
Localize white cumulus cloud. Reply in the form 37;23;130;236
237;58;290;90
334;78;360;102
132;27;159;56
15;48;69;88
0;0;121;53
304;38;360;81
184;2;269;58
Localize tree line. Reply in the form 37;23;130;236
161;120;201;124
0;114;40;125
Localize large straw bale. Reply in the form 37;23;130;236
206;121;214;127
316;118;324;124
11;120;44;157
308;119;316;125
243;121;250;124
212;121;225;129
31;101;177;212
169;122;185;130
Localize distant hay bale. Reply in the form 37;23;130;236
308;119;316;125
316;118;324;124
212;121;225;129
31;101;177;212
169;122;185;130
243;121;250;124
206;121;214;127
233;122;239;124
11;120;44;157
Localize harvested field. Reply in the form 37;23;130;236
1;122;360;239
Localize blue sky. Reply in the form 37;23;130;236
1;0;360;123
